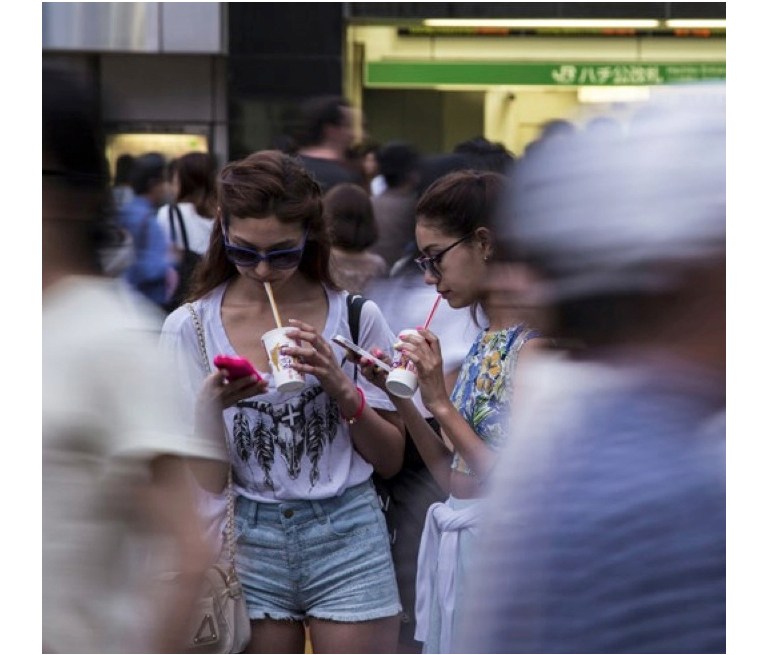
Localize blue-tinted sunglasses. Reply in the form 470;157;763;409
223;228;309;269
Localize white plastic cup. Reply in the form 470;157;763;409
385;329;419;399
261;327;305;394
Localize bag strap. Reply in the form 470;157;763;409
346;292;367;345
184;302;237;569
346;293;367;383
168;204;191;253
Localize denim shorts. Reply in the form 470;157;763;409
233;479;402;622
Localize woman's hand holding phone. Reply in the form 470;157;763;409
331;335;392;373
356;347;393;392
213;355;263;382
193;357;267;461
198;355;268;412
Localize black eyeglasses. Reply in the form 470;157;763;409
223;228;309;269
414;234;473;278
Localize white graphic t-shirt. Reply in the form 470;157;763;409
161;283;396;503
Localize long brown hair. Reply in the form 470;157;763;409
186;150;337;301
175;151;217;218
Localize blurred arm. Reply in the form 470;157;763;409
140;454;211;653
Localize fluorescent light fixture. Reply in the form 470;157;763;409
422;19;661;29
665;20;726;29
578;86;651;104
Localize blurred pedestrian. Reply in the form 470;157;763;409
348;137;382;195
370;141;421;267
158;150;217;255
270;132;299;156
361;170;545;653
111;153;135;211
43;64;220;654
157;151;217;310
118;151;178;308
415;152;470;201
456;87;726;654
325;182;388;294
452;136;514;173
295;95;365;192
160;149;405;653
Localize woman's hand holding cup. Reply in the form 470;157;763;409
393;328;449;410
284;319;358;405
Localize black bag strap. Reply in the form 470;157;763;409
347;292;397;538
346;292;367;383
168;204;191;253
346;292;367;346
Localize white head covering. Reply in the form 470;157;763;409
504;84;725;300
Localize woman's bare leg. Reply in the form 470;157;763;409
307;615;400;654
245;618;306;654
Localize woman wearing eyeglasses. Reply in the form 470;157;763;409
160;150;405;654
360;169;545;654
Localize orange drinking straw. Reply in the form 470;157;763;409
263;281;283;328
423;295;442;331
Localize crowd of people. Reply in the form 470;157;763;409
43;66;725;655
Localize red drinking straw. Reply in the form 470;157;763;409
423;295;442;331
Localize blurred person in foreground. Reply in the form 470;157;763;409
43;66;221;652
456;86;726;654
360;171;546;653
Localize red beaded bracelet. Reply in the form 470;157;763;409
341;386;366;424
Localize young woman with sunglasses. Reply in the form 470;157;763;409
360;170;545;653
160;150;405;653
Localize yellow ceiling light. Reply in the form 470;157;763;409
665;20;726;29
422;19;661;29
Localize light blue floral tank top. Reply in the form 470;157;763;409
450;324;538;476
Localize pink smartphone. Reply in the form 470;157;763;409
213;354;263;381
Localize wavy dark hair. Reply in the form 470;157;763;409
187;150;337;301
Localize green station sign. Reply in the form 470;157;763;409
365;61;726;87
